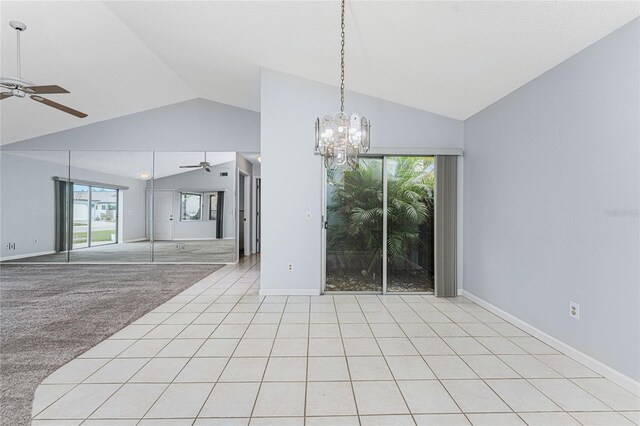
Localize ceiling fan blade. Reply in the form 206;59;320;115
26;85;69;94
0;92;13;100
204;166;211;172
30;95;87;118
179;165;201;168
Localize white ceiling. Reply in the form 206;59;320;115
1;1;638;145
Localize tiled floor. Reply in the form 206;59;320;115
32;256;640;425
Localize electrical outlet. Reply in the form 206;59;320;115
287;263;294;272
569;302;580;320
306;212;311;221
5;242;15;250
33;238;39;244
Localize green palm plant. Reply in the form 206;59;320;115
327;157;434;280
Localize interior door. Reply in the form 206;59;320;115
153;190;174;240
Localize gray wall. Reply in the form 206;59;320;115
463;19;640;381
260;69;464;294
151;162;236;239
0;152;147;259
3;98;260;152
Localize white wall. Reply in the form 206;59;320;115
151;162;236;239
463;19;640;382
0;152;147;259
260;69;464;295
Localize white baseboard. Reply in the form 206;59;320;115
461;290;640;396
259;289;321;296
1;251;56;261
123;238;147;243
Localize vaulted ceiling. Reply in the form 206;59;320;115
1;1;638;145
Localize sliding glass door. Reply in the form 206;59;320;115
71;184;118;249
325;157;383;292
323;156;435;293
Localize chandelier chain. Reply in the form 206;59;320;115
340;0;345;112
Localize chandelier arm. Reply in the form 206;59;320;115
340;0;345;113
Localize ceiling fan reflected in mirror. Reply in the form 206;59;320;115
0;21;87;118
180;152;211;172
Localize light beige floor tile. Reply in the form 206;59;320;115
307;356;350;381
338;312;367;324
377;338;419;356
529;379;610;411
244;324;279;338
424;356;478;379
352;381;409;415
118;339;171;358
157;339;205;357
280;313;310;324
308;338;344;356
195;338;239;357
359;415;415;425
258;303;285;313
343;338;382;356
310;312;338;324
340;323;374;338
369;323;404;337
32;384;75;417
90;383;166;419
431;324;468;337
535;355;599;378
250;417;304;425
309;323;341;338
199;382;260;417
133;312;172;325
253;382;306;417
234;338;274;357
177;324;218;339
498;355;562;378
488;323;528;337
42;359;109;384
347;356;393;380
621;411;640;425
569;411;635;425
252;313;282;324
386;355;435;380
277;324;309;338
305;416;359;425
146;383;213;418
458;323;500;337
306;382;357;416
572;378;640;410
130;358;189;383
410;337;455;355
110;324;156;339
466;413;525;425
79;340;135;358
32;420;83;425
211;324;249;338
461;355;519;379
517;412;581;425
442;380;511;413
143;324;187;339
509;337;559;354
163;313;200;325
397;380;460;414
443;337;491;355
475;337;526;355
219;357;268;382
174;357;226;382
223;313;255;324
193;313;227;324
414;414;471;425
85;358;148;383
83;420;139;425
486;379;561;411
399;323;437;338
264;357;307;381
271;338;308;357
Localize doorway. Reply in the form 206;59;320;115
323;156;435;293
153;190;174;240
238;171;250;258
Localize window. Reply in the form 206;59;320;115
181;192;202;221
209;193;218;220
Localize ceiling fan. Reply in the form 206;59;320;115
180;152;211;172
0;21;87;118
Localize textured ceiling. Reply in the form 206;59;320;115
1;1;638;145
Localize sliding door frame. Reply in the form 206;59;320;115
321;153;443;295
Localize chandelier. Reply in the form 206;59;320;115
315;0;370;169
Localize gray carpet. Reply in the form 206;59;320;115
0;263;222;426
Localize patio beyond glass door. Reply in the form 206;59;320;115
325;157;383;292
323;156;435;293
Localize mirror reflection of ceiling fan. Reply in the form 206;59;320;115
0;21;87;118
180;152;211;172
